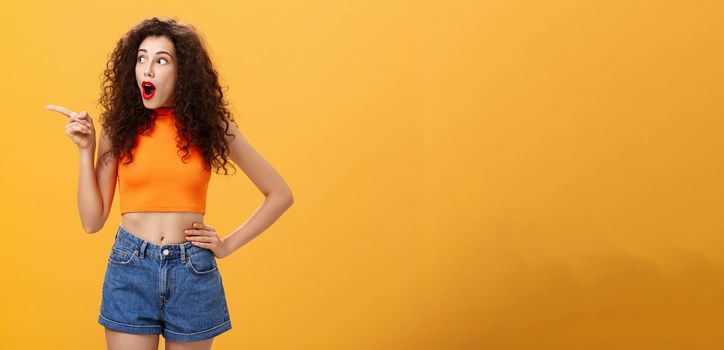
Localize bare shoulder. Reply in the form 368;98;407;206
221;117;292;197
222;117;258;171
221;117;252;151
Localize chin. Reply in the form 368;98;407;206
142;101;159;109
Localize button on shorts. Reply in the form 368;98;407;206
98;224;232;342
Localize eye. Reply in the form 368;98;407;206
137;56;146;63
158;57;169;64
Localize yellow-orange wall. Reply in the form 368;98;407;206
1;1;722;349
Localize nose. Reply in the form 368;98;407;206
144;64;154;78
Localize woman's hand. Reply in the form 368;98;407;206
45;104;96;150
185;222;232;259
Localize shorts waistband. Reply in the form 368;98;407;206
115;224;205;261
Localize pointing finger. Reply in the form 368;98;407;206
45;104;76;118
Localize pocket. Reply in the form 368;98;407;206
108;243;137;265
185;250;218;275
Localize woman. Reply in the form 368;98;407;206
45;17;294;350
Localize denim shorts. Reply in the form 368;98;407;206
98;224;232;342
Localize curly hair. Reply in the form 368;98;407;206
97;16;238;175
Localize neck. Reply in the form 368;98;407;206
153;106;174;116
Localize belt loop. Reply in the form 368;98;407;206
180;244;186;263
140;241;148;259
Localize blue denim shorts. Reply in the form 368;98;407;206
98;224;232;342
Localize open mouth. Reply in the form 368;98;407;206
141;81;156;100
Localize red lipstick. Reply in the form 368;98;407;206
141;81;156;100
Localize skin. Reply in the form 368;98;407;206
46;35;294;350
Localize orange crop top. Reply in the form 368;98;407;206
117;107;211;214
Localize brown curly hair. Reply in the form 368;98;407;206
97;16;238;175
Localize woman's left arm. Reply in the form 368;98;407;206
186;119;294;259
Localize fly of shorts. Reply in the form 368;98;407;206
98;224;232;342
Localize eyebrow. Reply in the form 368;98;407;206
137;49;174;58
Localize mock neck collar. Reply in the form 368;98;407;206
152;107;175;116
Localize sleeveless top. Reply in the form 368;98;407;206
117;107;211;214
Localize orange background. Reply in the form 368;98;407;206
1;0;723;349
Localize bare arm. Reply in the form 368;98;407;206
46;105;117;233
77;146;103;232
215;119;294;258
79;126;117;233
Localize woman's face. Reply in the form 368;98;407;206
135;35;178;109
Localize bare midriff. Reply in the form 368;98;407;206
121;212;204;245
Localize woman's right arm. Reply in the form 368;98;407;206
46;105;117;233
78;126;117;233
